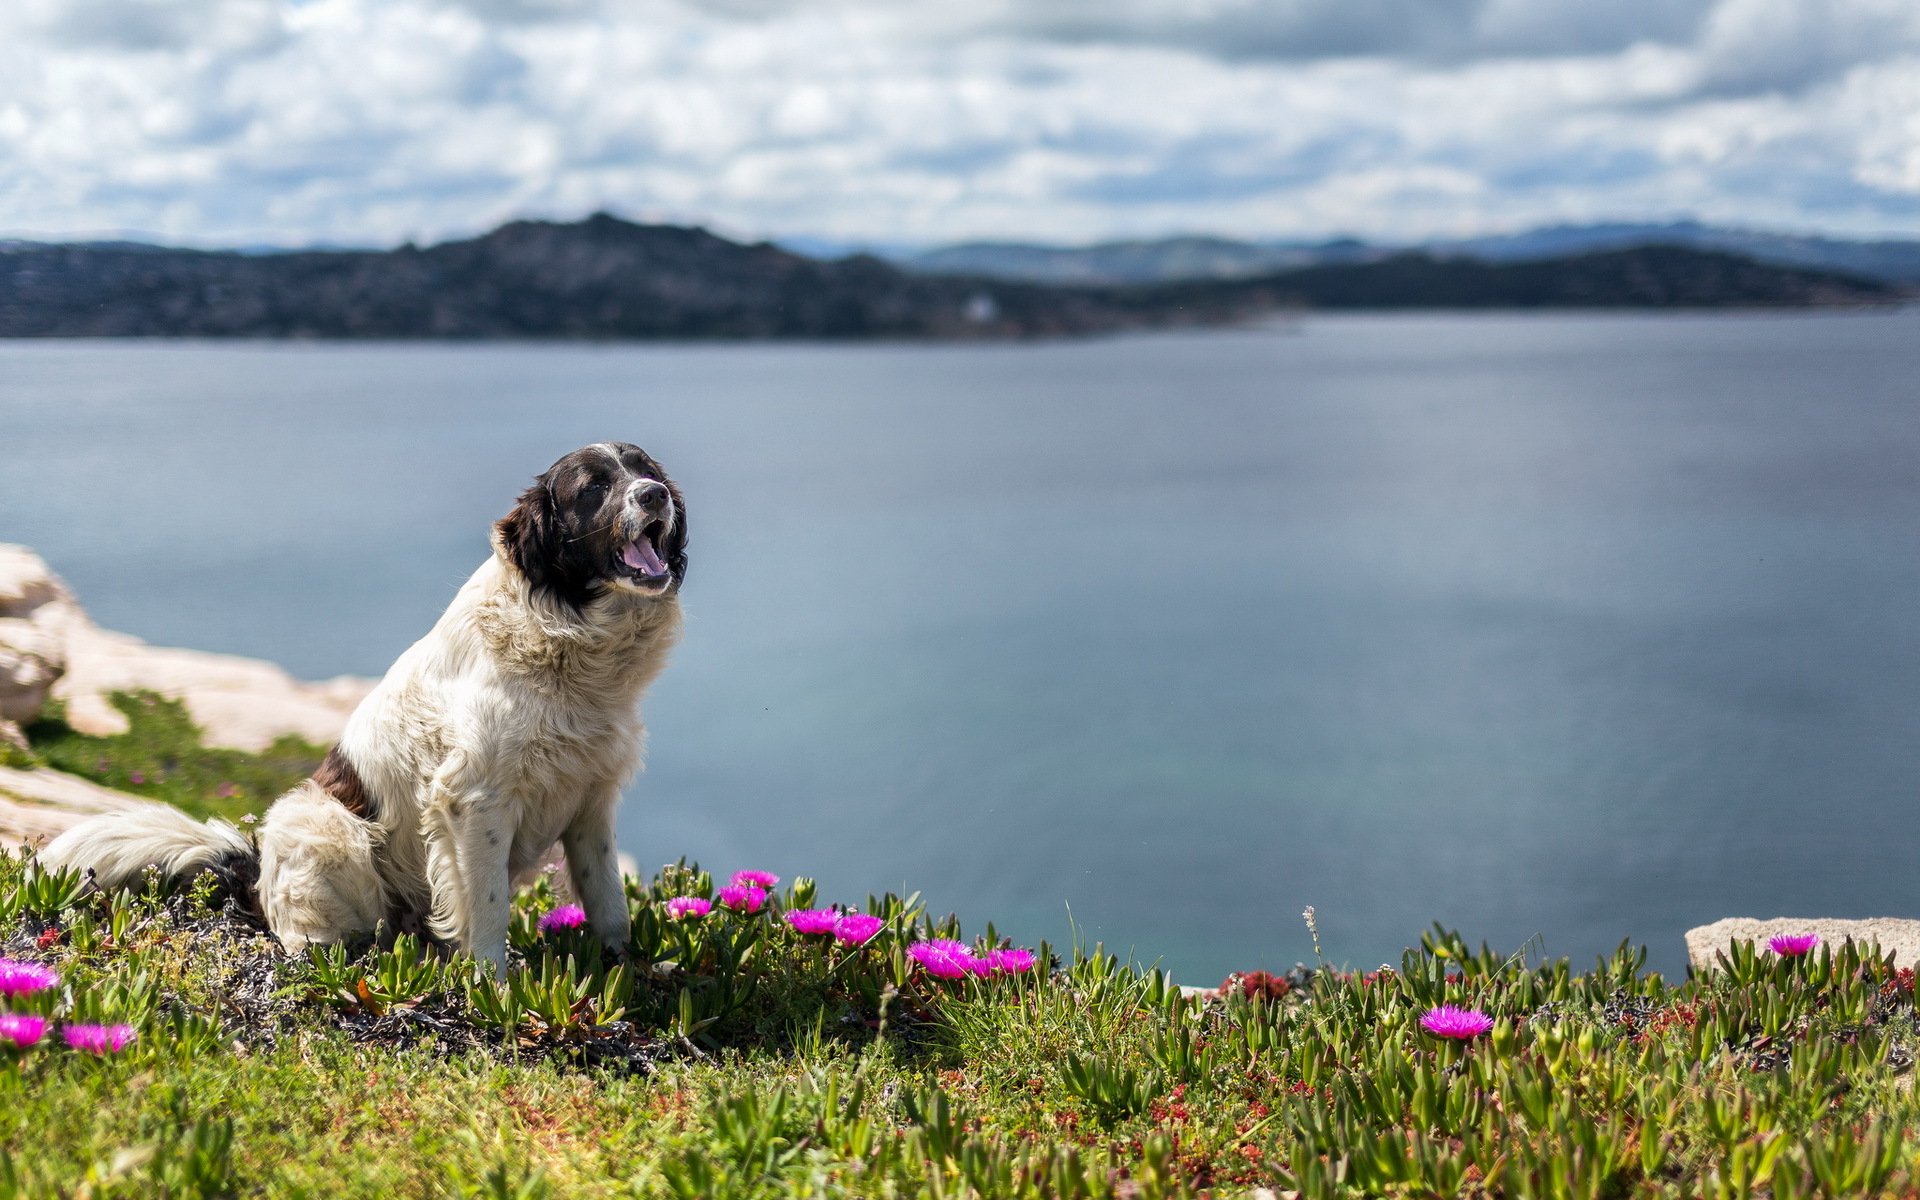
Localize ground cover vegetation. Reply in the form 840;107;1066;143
19;692;327;825
3;694;1919;1197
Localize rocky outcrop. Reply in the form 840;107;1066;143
0;545;373;844
1685;917;1920;970
0;544;371;753
0;765;149;844
56;621;371;753
0;544;77;749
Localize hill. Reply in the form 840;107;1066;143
1109;244;1901;315
0;216;1899;340
904;235;1381;284
0;213;1148;340
1437;221;1920;287
902;223;1920;288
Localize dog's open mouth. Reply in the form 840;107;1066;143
615;521;671;586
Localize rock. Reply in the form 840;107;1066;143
0;541;375;846
56;620;371;752
0;544;372;752
0;764;149;844
0;544;72;725
0;543;71;615
1685;917;1920;971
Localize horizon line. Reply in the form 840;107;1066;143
6;208;1920;259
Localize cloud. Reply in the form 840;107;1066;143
1691;0;1920;96
663;0;1721;63
0;0;1916;247
11;0;289;52
946;0;1719;63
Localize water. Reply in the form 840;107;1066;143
2;312;1916;981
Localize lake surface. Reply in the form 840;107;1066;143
2;313;1917;981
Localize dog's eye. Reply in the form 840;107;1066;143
580;481;607;500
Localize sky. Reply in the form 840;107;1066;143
2;0;1919;249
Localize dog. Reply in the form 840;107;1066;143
41;442;687;974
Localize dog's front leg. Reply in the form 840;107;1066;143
457;809;516;976
562;789;631;958
425;783;516;977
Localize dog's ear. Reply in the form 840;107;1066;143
496;482;560;593
662;476;689;582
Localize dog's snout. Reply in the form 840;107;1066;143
630;480;670;513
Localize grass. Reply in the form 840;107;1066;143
20;692;323;823
2;711;1919;1195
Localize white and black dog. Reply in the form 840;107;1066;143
42;443;687;974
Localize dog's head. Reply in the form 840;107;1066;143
495;443;687;608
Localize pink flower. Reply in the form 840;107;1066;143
785;909;839;936
730;870;780;889
538;905;587;933
717;885;766;914
129;771;146;785
0;1013;47;1049
987;948;1037;974
0;960;59;998
63;1023;136;1054
1769;934;1820;957
665;896;711;920
833;913;884;946
908;939;984;980
1420;1005;1494;1040
216;782;239;799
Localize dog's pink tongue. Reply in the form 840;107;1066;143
622;540;666;575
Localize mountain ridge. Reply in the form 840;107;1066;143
0;214;1901;340
896;222;1920;287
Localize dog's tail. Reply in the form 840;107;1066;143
39;802;254;893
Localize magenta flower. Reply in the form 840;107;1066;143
0;960;59;998
0;1013;47;1049
1769;933;1820;957
129;771;146;785
986;948;1037;975
833;913;884;946
785;908;839;936
717;885;767;914
908;939;984;980
216;782;240;799
730;870;780;889
1420;1005;1494;1040
538;905;588;933
665;896;711;920
63;1023;136;1054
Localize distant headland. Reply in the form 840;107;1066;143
0;212;1903;340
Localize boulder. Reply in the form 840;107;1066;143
1685;917;1920;971
0;544;372;752
0;544;73;732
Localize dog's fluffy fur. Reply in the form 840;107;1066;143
41;442;687;973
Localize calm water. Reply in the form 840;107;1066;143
2;313;1917;981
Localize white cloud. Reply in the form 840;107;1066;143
0;0;1917;247
1693;0;1920;95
